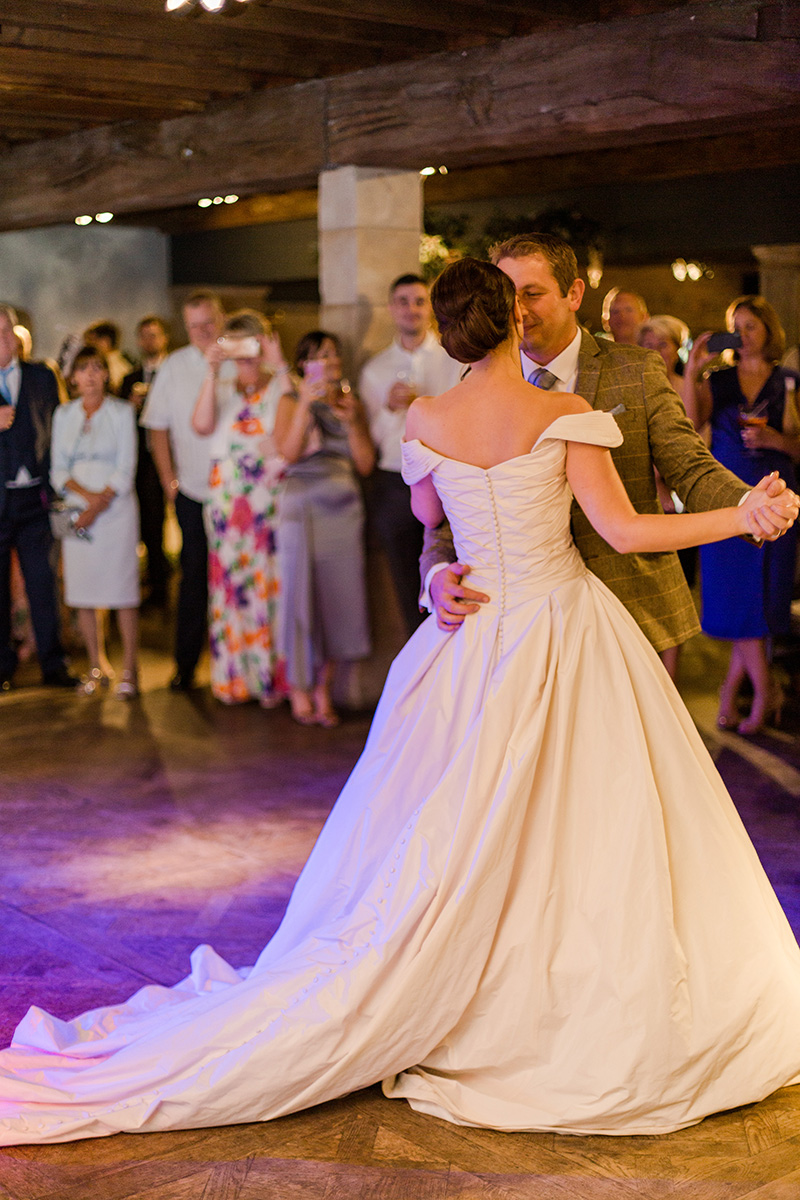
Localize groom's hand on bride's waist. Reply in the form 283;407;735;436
430;563;489;632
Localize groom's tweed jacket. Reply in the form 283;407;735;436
419;330;747;652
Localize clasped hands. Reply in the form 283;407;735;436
72;487;114;531
430;472;800;634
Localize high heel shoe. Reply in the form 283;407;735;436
75;667;112;696
114;670;139;700
737;682;785;736
716;679;741;730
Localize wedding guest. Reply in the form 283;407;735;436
273;331;375;726
141;291;234;691
120;316;171;609
0;304;75;691
51;346;140;697
638;315;689;394
603;288;649;346
192;310;288;706
359;274;461;635
685;295;800;734
83;321;133;395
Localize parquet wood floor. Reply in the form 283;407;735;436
1;631;799;1199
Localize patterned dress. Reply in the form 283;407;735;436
205;376;285;704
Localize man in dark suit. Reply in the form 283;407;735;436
120;316;171;609
0;304;74;689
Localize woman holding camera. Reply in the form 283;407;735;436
51;345;140;697
273;331;375;726
192;310;288;706
685;295;800;733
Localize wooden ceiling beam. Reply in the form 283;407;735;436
0;88;207;122
1;0;446;55
0;19;391;77
0;0;795;232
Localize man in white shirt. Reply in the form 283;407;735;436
141;291;231;690
359;274;461;633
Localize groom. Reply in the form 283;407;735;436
421;234;799;662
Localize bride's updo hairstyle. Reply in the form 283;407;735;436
431;258;517;364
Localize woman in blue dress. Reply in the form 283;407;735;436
685;296;800;734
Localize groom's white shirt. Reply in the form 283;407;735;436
520;329;581;393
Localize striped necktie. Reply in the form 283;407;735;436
0;365;13;405
528;367;558;390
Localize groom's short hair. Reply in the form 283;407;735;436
489;234;578;298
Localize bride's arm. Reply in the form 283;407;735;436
566;441;794;552
406;396;445;528
410;474;445;528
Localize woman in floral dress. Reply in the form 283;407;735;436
192;310;288;705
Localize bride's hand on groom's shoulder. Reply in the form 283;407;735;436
431;563;489;632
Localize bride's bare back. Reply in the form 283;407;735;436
405;348;588;471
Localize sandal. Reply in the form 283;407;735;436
75;667;112;696
315;709;340;728
290;690;316;725
114;670;139;700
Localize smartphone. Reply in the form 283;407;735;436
217;335;261;359
305;360;326;385
706;331;742;354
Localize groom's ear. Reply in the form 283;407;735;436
513;297;525;339
567;277;585;312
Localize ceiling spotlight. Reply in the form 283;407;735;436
95;212;114;223
224;194;239;204
212;196;224;204
438;166;448;175
74;215;93;226
671;258;688;282
419;167;436;177
198;198;213;208
166;0;251;10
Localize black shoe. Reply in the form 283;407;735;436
43;665;79;688
169;671;195;692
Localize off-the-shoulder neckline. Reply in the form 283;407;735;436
404;411;608;472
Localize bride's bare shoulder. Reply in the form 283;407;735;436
551;392;592;417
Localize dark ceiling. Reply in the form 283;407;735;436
0;0;698;150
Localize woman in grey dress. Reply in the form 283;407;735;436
273;331;375;725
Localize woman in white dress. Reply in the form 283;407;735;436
51;345;140;698
2;260;800;1145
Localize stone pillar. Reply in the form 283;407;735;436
752;244;800;353
318;167;424;708
318;166;423;377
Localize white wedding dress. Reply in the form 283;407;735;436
3;411;800;1146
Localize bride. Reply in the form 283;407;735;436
2;259;800;1146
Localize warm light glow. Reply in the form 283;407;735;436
671;258;688;282
95;212;114;223
420;167;436;176
198;197;213;208
199;0;225;10
438;166;448;174
686;262;702;281
74;215;93;226
212;196;224;204
224;194;239;204
165;0;191;9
